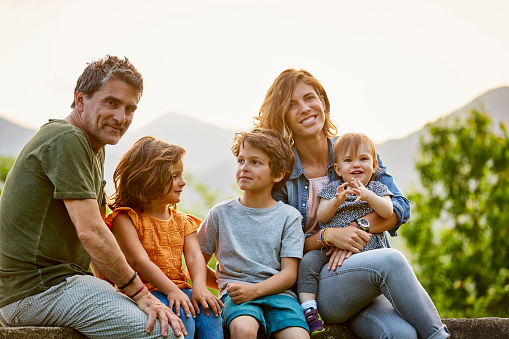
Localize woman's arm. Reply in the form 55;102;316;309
374;154;411;233
303;227;371;253
226;257;299;304
183;232;223;316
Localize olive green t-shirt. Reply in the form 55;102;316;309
0;120;106;307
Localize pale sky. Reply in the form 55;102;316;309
0;0;508;143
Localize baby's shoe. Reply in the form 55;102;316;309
304;307;324;335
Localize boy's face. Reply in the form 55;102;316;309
236;141;280;195
334;142;376;186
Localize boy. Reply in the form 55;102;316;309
198;128;309;339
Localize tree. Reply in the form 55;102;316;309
0;155;15;194
402;109;509;317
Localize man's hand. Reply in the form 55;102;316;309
135;291;187;338
227;282;258;304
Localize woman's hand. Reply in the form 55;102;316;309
167;289;196;318
325;226;371;253
325;247;353;270
191;286;224;317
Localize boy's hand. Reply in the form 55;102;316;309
191;286;224;317
227;282;257;304
167;289;196;318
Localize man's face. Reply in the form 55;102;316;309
75;78;139;151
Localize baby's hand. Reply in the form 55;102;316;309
334;182;354;205
351;179;370;203
191;286;224;317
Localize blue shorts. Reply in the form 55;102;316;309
221;293;308;337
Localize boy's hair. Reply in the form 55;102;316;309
108;136;185;210
231;128;295;194
333;133;379;182
70;55;143;108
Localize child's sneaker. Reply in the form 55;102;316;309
304;307;324;335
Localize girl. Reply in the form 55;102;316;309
106;136;224;339
254;69;449;339
298;132;394;334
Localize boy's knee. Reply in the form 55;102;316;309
229;317;259;339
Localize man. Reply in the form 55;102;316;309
0;55;186;338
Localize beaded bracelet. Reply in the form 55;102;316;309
317;229;326;247
322;228;332;247
118;271;137;290
129;285;145;299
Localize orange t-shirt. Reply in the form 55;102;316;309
105;207;201;291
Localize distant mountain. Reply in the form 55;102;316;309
0;115;37;156
104;112;241;204
376;86;509;192
1;86;508;206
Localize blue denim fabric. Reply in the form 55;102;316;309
316;249;449;339
272;137;411;236
151;289;223;339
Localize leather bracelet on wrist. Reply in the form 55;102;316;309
118;271;137;290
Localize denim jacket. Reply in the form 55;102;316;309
273;137;410;237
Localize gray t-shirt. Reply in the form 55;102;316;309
198;198;304;299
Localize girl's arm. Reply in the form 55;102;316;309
366;195;393;219
317;198;339;223
202;253;220;290
111;213;195;318
226;257;299;304
351;179;393;219
317;182;351;223
183;232;224;317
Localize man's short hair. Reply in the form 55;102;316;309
232;128;295;194
70;55;143;108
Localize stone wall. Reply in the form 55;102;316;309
1;318;508;338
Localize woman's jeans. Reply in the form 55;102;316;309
316;248;449;339
152;288;223;339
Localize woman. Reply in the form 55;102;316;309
254;68;449;339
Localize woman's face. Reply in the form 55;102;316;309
285;81;326;139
